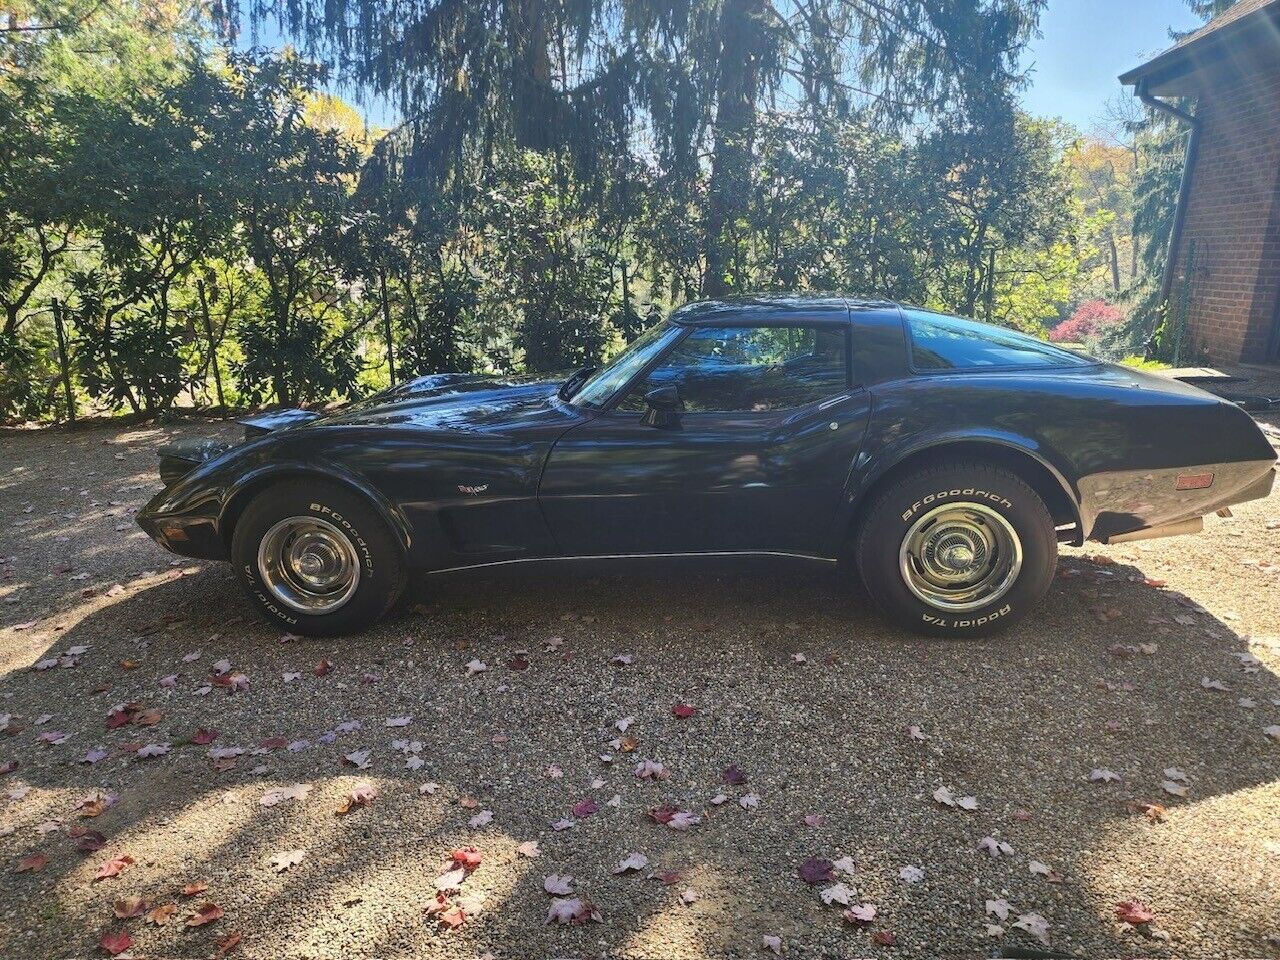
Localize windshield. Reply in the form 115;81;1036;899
568;320;679;408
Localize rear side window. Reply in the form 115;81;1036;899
905;309;1089;370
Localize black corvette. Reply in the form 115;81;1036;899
138;294;1276;637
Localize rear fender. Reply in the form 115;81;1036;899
841;429;1084;545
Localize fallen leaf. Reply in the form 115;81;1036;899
977;836;1013;858
94;855;134;880
516;840;540;858
192;728;219;745
843;903;877;924
1115;900;1155;925
872;930;897;946
468;809;493;829
571;799;598;818
114;895;148;918
313;659;333;676
820;882;852;906
671;703;697;719
545;896;600;925
543;874;574;895
898;865;924;884
722;764;747;785
1012;912;1051;946
215;931;243;955
99;930;133;956
270;849;305;873
337;782;377;814
145;903;178;925
187;902;224;926
181;881;208;896
798;856;834;885
612;852;648;874
1090;768;1121;783
762;934;783;955
15;853;48;873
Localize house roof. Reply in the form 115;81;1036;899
1119;0;1280;95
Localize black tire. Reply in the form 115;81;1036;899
230;480;407;636
855;462;1056;637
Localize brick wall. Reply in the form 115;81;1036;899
1169;55;1280;364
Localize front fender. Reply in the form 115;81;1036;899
137;437;414;564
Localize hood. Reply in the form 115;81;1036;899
310;371;569;433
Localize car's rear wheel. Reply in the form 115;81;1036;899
230;480;406;636
855;462;1056;637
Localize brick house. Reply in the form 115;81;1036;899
1121;0;1280;365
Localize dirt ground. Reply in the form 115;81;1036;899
1;419;1278;960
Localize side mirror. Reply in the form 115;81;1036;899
641;385;682;429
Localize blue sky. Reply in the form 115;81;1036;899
1020;0;1203;130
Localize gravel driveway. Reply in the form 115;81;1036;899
1;420;1278;960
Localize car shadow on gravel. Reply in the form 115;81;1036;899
2;552;1279;959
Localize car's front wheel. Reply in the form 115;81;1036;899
230;480;407;636
855;462;1057;637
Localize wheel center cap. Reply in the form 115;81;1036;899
941;543;975;570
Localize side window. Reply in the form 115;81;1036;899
618;325;848;413
905;309;1090;370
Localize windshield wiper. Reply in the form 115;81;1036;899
558;366;597;402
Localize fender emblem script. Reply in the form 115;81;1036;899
458;484;489;496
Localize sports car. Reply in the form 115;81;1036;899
137;294;1277;637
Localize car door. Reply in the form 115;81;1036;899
538;319;871;556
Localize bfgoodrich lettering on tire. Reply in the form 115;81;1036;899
230;480;407;636
855;462;1056;637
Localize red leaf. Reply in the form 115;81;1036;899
450;846;482;872
722;764;748;786
507;655;530;671
672;703;698;719
99;930;133;956
872;930;897;947
14;853;48;873
438;905;466;929
798;856;834;885
572;799;599;818
647;804;677;825
191;728;219;745
260;736;287;749
1115;900;1155;925
187;902;224;926
181;881;208;896
314;659;333;676
75;830;108;852
94;855;134;880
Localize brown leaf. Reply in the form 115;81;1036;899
187;902;224;926
14;853;48;873
619;735;640;752
872;930;897;946
181;881;208;896
314;659;333;676
191;728;219;745
113;895;148;918
1115;900;1155;925
215;931;243;955
145;903;178;925
134;709;162;726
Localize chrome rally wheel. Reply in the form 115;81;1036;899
257;516;362;615
855;462;1057;637
898;503;1023;612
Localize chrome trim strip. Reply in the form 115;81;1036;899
818;394;851;410
426;550;839;575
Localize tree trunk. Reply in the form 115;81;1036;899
1107;231;1121;292
702;0;769;298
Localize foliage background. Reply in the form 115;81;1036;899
0;0;1230;422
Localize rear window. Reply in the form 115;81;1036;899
905;309;1090;370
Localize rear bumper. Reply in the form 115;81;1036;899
1085;461;1275;543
